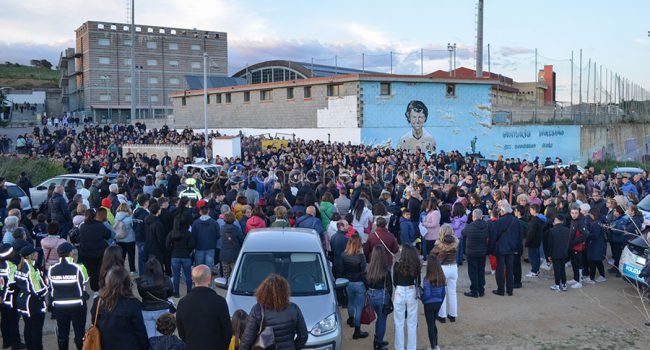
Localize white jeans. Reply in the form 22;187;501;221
393;285;418;350
439;264;458;318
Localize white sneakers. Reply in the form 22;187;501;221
566;280;577;285
540;262;552;271
550;285;561;292
595;276;607;283
570;282;583;289
561;284;568;291
582;278;596;284
525;271;539;278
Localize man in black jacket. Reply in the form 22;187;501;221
48;185;72;239
177;265;232;350
567;204;589;289
525;204;546;278
548;216;570;291
488;200;522;296
133;195;150;275
144;203;166;272
463;209;489;298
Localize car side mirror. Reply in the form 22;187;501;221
214;277;228;289
36;186;46;191
335;278;349;289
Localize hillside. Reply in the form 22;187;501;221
0;64;60;89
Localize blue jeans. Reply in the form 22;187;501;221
194;249;215;268
136;241;146;275
171;258;192;295
528;247;541;274
346;281;366;327
367;288;389;343
456;236;465;264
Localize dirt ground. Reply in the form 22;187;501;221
35;258;650;350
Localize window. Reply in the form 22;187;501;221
380;82;391;96
191;62;201;69
216;94;222;103
124;77;132;83
98;57;110;65
98;38;110;46
191;44;201;51
304;86;312;99
99;94;111;101
181;97;186;106
225;93;231;103
123;39;132;47
286;87;294;100
260;90;272;101
124;95;131;102
124;58;132;66
446;84;456;97
170;29;177;35
135;26;141;32
244;91;250;102
327;84;343;97
206;94;210;104
169;60;179;67
150;95;159;102
147;59;157;66
123;25;129;31
146;41;157;49
168;43;178;50
97;24;105;29
148;77;158;84
110;24;117;30
169;78;180;85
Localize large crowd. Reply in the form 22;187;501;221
1;123;650;350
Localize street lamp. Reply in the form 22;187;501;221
99;75;110;122
135;65;144;118
196;30;219;160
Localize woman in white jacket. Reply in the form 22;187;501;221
422;199;441;258
351;200;373;243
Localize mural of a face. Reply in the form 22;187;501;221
408;108;426;131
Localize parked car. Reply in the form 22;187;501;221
612;167;644;176
635;194;650;231
215;228;347;350
619;236;649;287
4;182;32;214
544;163;586;174
29;173;116;210
182;164;223;183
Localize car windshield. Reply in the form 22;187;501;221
232;252;330;296
6;185;25;198
638;195;650;212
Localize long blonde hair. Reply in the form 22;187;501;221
116;203;132;215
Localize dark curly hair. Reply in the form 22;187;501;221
396;244;421;279
255;274;290;312
155;313;176;335
404;100;428;124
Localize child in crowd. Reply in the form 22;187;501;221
149;313;185;350
32;214;48;247
229;309;249;350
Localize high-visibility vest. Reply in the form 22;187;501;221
47;257;89;308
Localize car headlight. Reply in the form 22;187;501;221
310;313;337;336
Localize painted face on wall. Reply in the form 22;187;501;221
408;108;426;130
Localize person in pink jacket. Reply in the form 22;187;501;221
40;222;67;269
450;203;468;265
422;199;441;259
244;206;267;234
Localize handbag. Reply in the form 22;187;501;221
252;307;276;350
83;299;102;350
113;219;128;240
146;291;177;314
360;294;376;325
415;274;424;300
381;277;394;315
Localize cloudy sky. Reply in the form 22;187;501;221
1;0;648;101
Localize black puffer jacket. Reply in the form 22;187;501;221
220;224;244;264
166;230;195;259
239;303;308;350
79;220;111;259
136;276;173;311
462;219;489;257
48;192;71;224
342;253;366;282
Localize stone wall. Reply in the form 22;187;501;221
581;124;650;164
121;144;190;159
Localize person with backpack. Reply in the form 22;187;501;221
567;204;589;289
133;194;151;275
115;203;136;274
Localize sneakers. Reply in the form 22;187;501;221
491;270;496;275
525;271;539;278
561;284;568;291
566;280;577;285
550;285;561;292
540;262;552;271
583;278;595;284
570;282;583;289
565;262;572;268
595;276;607;283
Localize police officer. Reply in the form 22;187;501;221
48;242;89;350
1;244;23;350
178;177;202;201
14;246;47;350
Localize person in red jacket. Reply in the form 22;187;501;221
364;217;399;266
244;206;267;234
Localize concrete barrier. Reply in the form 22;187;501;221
121;144;190;159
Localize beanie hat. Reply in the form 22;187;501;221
101;198;112;208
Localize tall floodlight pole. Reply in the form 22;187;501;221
130;0;135;123
475;0;484;77
203;51;208;160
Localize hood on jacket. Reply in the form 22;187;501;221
436;234;458;251
144;215;160;225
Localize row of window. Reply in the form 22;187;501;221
99;58;203;69
99;94;161;102
377;82;456;97
95;23;221;39
122;77;181;85
97;38;202;51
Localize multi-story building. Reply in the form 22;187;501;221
65;20;227;122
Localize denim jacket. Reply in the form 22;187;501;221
421;279;446;304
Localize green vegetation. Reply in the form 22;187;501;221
586;160;648;173
0;63;59;81
0;158;66;184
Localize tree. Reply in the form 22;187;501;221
39;59;53;69
30;59;41;68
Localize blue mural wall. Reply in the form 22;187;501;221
360;81;581;162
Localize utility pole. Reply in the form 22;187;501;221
129;0;135;123
390;51;393;74
420;49;423;76
362;53;365;73
599;64;602;104
475;0;484;77
534;48;538;120
593;62;596;106
586;58;591;104
570;51;574;107
579;49;582;104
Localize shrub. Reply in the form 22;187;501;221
0;157;67;184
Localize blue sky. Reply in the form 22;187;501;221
1;0;648;101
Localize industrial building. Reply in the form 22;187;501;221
58;20;228;122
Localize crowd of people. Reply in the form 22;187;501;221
1;123;650;349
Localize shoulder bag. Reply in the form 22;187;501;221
252;306;276;350
381;275;394;315
374;231;397;258
83;298;102;350
360;294;376;325
145;291;177;314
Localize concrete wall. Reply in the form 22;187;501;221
581;124;650;164
205;128;361;144
121;144;190;159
